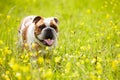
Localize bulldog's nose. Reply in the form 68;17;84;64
45;28;54;39
46;28;52;33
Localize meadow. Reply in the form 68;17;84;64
0;0;120;80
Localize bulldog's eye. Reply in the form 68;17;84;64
50;25;57;30
39;24;46;30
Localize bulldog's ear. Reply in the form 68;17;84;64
33;16;42;24
54;17;59;24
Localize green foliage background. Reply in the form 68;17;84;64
0;0;120;80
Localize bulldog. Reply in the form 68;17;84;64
18;16;59;52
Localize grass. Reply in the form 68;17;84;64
0;0;120;80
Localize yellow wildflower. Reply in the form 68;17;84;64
45;47;49;50
97;57;102;62
106;14;110;19
21;66;30;72
2;73;10;80
8;58;19;71
80;60;85;64
96;62;102;69
76;62;80;66
32;43;36;49
38;56;44;63
0;40;4;45
6;15;11;20
0;58;3;65
42;69;53;79
85;58;89;63
15;72;22;80
96;62;103;74
65;62;71;73
24;43;28;47
71;30;74;34
107;36;110;40
117;54;120;58
2;47;12;55
26;76;31;80
86;9;91;14
45;58;51;64
115;44;120;48
0;13;2;16
55;56;61;63
112;25;117;29
91;58;96;64
5;71;10;75
112;60;119;70
89;73;97;80
80;22;85;26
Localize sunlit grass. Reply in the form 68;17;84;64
0;0;120;80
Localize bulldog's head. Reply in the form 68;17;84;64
33;16;59;47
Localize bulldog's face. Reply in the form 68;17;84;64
33;16;58;47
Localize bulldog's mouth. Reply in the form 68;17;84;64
40;39;54;46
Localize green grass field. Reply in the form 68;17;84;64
0;0;120;80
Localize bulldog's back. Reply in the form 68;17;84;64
20;16;36;31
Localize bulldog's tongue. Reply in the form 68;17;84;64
44;39;54;46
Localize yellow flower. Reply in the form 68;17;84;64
98;20;101;24
0;58;3;65
85;58;89;63
32;43;36;49
24;43;28;48
91;58;96;64
42;69;53;79
45;47;49;50
8;58;19;71
106;14;110;19
0;40;4;45
97;57;102;62
80;46;86;51
71;30;74;34
65;62;71;73
76;62;80;66
0;13;3;16
86;9;91;14
77;39;80;43
55;56;61;63
112;25;117;29
96;62;102;70
97;69;103;75
5;71;10;75
80;22;85;26
71;71;79;77
26;76;31;80
97;75;101;80
15;72;22;80
117;54;120;58
21;66;30;72
96;62;103;75
82;55;86;59
6;15;11;20
2;73;10;80
80;60;85;64
2;47;12;55
107;36;110;40
89;73;97;80
45;58;51;64
117;32;120;35
38;56;44;63
112;60;119;70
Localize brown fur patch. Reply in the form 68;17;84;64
50;20;58;32
34;18;45;35
22;26;29;43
